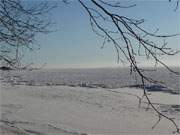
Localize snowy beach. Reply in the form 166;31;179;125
1;68;180;135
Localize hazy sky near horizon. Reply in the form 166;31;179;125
24;0;180;68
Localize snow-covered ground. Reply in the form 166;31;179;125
0;68;180;135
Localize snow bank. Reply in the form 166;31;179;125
1;83;180;135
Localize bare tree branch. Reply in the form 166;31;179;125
78;0;180;133
0;0;56;67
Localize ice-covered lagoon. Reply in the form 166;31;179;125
1;67;180;135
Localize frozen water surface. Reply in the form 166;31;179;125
1;67;179;94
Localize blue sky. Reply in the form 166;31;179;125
24;0;180;68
